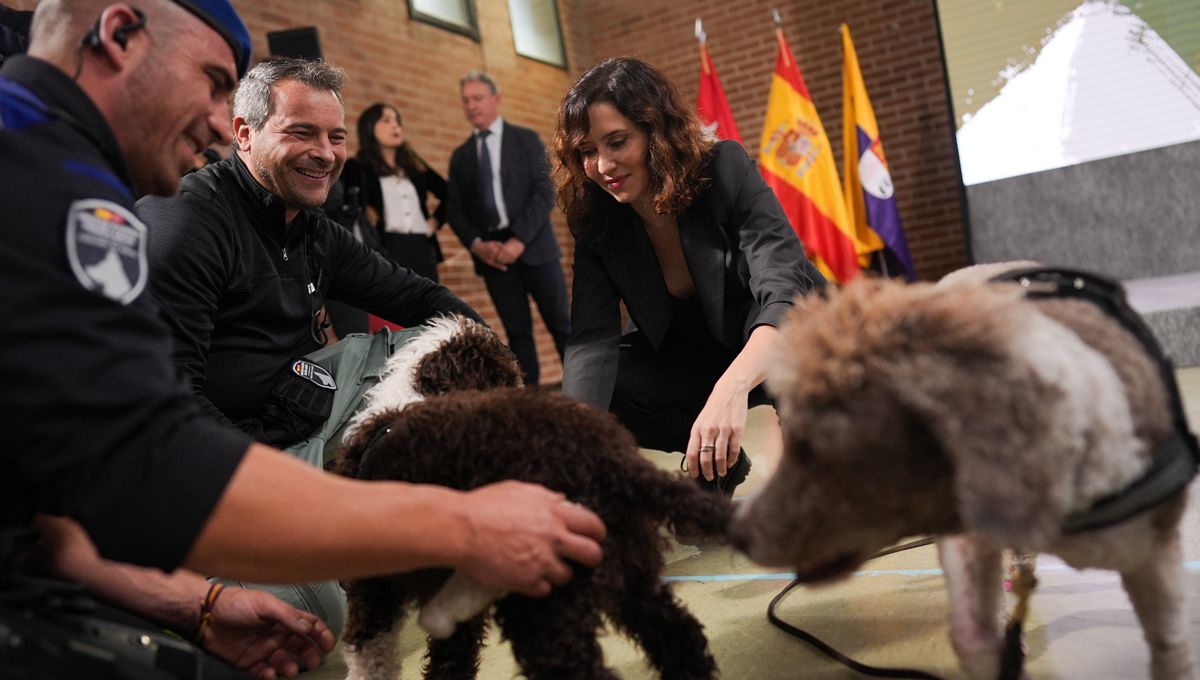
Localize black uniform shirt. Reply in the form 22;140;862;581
137;155;483;438
0;56;251;571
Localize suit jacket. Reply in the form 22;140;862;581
445;119;560;274
561;141;826;409
340;157;447;262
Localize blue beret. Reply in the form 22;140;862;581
171;0;252;78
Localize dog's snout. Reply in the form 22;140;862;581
726;505;754;554
729;526;752;554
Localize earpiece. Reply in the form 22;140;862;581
82;8;147;51
112;10;146;49
82;21;102;50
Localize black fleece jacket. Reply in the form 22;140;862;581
138;154;482;442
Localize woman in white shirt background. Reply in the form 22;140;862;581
341;102;448;282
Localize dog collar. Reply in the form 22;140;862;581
990;266;1200;534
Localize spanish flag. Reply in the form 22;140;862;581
841;23;915;280
759;28;859;282
696;40;742;143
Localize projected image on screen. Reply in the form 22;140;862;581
938;0;1200;186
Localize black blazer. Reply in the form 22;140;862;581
561;141;826;409
445;119;560;274
340;157;447;262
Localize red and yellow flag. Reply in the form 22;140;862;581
758;28;859;282
696;41;742;143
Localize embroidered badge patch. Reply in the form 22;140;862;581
292;359;337;390
65;199;148;305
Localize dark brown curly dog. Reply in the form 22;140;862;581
334;320;729;679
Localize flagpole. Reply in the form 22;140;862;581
772;8;789;69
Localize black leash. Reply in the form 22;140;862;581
766;537;945;679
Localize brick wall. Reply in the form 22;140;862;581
14;0;969;383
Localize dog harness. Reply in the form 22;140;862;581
990;266;1200;535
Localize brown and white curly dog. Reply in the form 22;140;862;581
731;266;1195;680
333;316;731;679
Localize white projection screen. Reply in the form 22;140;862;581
935;0;1200;279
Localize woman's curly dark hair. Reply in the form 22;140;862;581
552;57;713;239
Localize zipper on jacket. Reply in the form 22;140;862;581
282;247;289;262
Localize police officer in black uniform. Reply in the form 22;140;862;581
0;2;605;677
0;0;251;584
0;4;337;676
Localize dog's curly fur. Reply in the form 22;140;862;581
731;270;1194;680
333;318;730;679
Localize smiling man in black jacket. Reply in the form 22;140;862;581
139;59;482;453
137;57;488;633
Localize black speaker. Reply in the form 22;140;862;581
267;26;322;60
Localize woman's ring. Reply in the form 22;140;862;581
699;445;715;453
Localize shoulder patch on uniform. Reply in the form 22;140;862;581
65;199;148;305
292;359;337;390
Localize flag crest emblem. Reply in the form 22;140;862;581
65;199;148;305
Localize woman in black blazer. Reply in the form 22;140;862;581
552;58;825;497
342;103;447;282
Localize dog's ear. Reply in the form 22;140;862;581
892;366;1068;549
330;409;399;479
413;320;523;395
879;286;1072;548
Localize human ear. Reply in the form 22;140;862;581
232;117;253;152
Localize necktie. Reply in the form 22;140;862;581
477;130;500;230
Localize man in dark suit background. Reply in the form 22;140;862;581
446;71;570;386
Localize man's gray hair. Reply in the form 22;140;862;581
234;58;346;130
460;70;499;95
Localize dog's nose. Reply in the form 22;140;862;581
726;515;753;554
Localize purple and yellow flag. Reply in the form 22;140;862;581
841;23;915;280
759;28;859;283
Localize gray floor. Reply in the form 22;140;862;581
304;369;1200;678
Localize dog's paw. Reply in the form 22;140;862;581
418;570;504;639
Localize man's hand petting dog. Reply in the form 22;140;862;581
458;481;606;597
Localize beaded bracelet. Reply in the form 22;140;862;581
193;582;226;643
